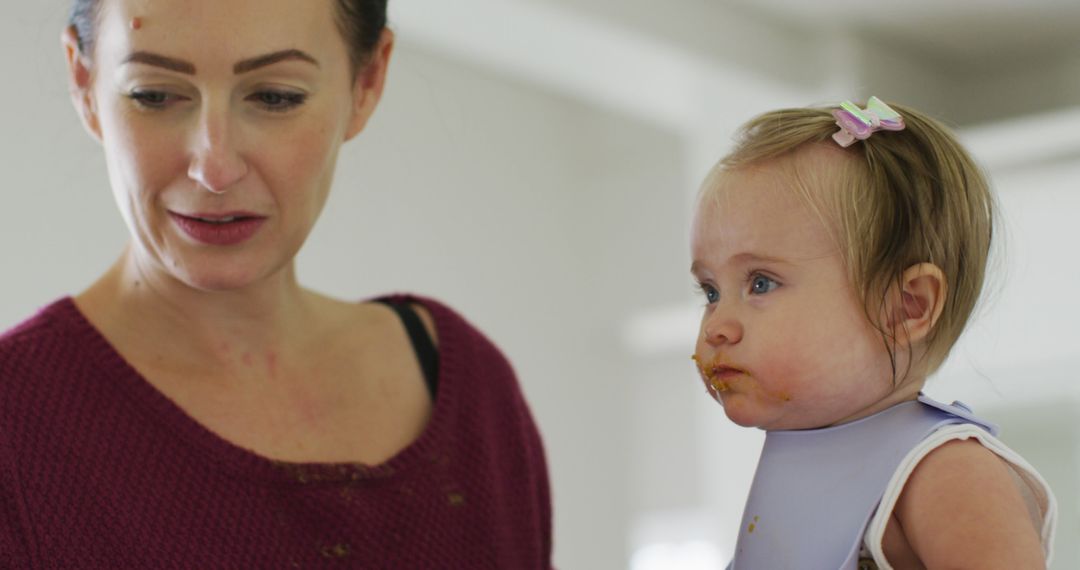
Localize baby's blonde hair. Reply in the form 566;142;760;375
711;101;994;377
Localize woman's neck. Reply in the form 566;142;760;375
74;246;328;382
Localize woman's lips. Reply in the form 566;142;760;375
169;211;266;246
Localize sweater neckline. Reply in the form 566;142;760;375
52;293;462;485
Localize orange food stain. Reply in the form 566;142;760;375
693;353;740;392
693;355;795;402
130;17;143;30
748;515;760;533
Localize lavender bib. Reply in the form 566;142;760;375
728;395;996;570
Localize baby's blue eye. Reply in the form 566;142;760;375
700;284;719;304
749;274;779;295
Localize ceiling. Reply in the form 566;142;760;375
722;0;1080;71
528;0;1080;124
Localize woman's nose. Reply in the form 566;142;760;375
702;304;743;347
187;107;248;194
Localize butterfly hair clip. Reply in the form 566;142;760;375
831;96;905;147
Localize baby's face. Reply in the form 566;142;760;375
690;161;896;430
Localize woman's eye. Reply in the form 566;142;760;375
749;274;780;295
127;90;180;109
249;91;307;112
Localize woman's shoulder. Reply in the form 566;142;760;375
366;292;523;391
0;297;105;426
368;292;461;324
367;293;505;354
0;297;86;360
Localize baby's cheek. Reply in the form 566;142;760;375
752;378;795;403
693;335;709;361
752;348;803;403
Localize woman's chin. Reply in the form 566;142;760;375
170;263;276;293
150;246;292;293
184;275;259;292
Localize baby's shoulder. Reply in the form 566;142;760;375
890;438;1046;568
901;437;1015;501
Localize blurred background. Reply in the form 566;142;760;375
3;1;1079;568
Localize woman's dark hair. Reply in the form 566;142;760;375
70;0;387;71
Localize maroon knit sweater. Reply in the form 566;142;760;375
0;295;552;569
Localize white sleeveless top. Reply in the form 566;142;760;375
860;423;1057;568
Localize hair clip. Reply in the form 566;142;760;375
831;96;905;147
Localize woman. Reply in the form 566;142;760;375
0;0;552;567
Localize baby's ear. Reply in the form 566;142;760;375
886;263;947;346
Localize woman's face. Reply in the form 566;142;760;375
65;0;390;291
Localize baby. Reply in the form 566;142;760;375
690;97;1056;569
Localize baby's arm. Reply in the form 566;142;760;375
888;438;1045;569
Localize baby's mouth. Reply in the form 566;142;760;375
691;354;747;394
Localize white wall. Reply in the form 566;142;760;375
0;6;125;323
308;43;692;568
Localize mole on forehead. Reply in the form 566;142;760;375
130;17;143;30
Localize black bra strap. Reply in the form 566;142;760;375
376;300;439;399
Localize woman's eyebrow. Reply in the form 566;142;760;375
120;49;320;76
123;51;196;74
234;49;320;74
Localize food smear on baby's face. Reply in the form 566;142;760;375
710;377;729;394
692;353;748;401
691;354;794;405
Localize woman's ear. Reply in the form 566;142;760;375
344;28;394;141
62;25;103;142
886;262;947;347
